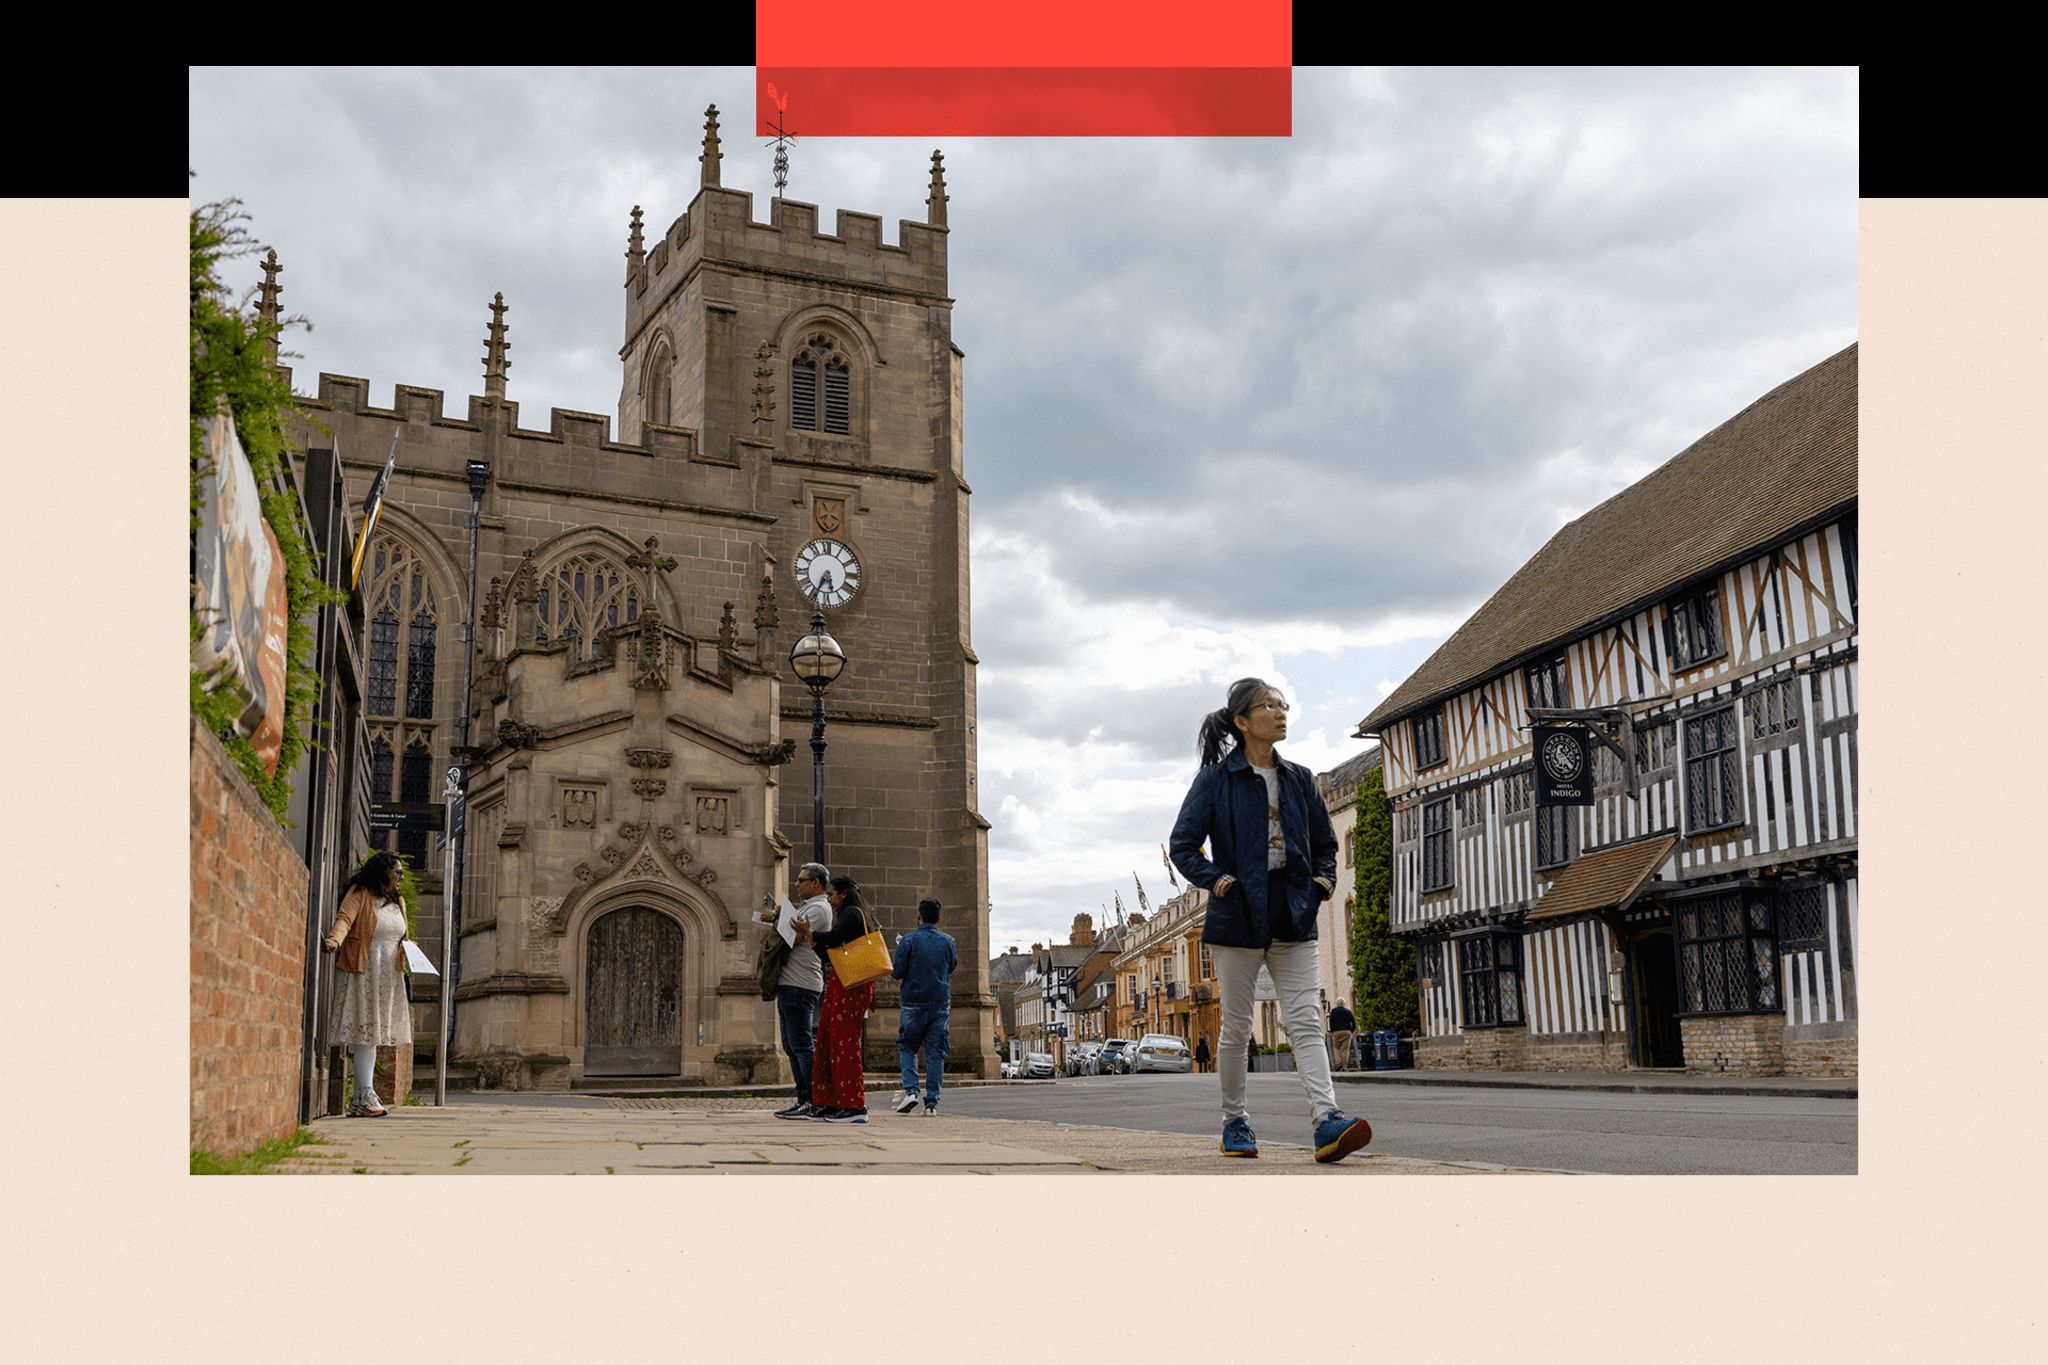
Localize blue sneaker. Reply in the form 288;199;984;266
1220;1116;1259;1158
1313;1110;1373;1164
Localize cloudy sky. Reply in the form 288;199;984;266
188;66;1858;957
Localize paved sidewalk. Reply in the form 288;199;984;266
1331;1066;1855;1099
278;1095;1529;1175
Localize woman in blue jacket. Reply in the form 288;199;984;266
1169;678;1374;1163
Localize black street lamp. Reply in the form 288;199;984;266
787;610;846;864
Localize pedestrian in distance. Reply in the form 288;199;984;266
1195;1036;1211;1073
796;874;878;1123
1170;678;1374;1164
890;897;958;1115
761;863;836;1120
320;851;412;1117
1328;997;1357;1073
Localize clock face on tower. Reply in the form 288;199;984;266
794;537;862;608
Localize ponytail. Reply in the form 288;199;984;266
1196;677;1278;766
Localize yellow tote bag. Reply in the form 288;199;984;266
828;908;892;989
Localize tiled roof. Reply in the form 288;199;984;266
1359;344;1856;736
1317;745;1383;804
1524;835;1676;923
988;952;1034;985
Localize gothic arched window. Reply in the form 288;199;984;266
398;739;433;868
535;550;640;661
364;537;441;723
643;338;673;428
789;332;851;435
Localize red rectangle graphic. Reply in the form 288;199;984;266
755;68;1291;137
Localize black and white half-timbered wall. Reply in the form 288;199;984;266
1357;345;1857;1077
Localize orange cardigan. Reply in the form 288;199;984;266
324;886;408;974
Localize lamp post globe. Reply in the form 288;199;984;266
788;611;846;863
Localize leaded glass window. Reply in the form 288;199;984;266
1744;675;1803;740
370;736;394;802
1458;933;1523;1028
1421;798;1453;892
1525;656;1568;711
362;536;440;724
398;740;432;868
1636;718;1676;771
1683;705;1742;832
1536;803;1576;870
790;333;851;435
1666;584;1726;669
1503;770;1533;815
1676;890;1778;1014
1413;708;1446;770
1777;883;1828;952
534;551;640;661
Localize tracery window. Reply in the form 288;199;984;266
398;740;433;868
789;332;851;435
363;537;442;723
535;550;641;661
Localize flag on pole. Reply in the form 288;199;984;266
1133;873;1150;915
349;434;400;590
1114;890;1127;924
1161;844;1179;889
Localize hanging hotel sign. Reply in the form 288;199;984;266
1533;725;1594;807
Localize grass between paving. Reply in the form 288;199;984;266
191;1128;323;1175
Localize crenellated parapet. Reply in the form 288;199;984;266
623;184;949;348
308;372;700;464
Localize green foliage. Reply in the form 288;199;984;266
1348;765;1417;1036
189;1127;320;1175
189;200;339;824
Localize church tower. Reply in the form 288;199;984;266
292;116;992;1089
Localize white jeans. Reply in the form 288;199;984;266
1213;938;1337;1126
352;1044;381;1108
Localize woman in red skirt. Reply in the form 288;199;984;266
795;875;875;1122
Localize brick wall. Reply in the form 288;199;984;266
1679;1013;1785;1076
191;718;310;1156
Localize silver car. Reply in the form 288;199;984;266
1129;1033;1195;1074
1023;1052;1056;1079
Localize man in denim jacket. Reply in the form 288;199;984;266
890;898;958;1115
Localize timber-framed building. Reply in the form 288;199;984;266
1355;344;1858;1077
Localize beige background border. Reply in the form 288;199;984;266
0;195;2036;1359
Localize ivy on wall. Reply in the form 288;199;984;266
1347;764;1417;1037
190;201;337;823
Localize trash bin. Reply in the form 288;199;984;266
1372;1029;1404;1070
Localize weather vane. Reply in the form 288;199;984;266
764;81;796;195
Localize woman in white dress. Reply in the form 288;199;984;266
321;851;412;1117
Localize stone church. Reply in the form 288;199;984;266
284;108;994;1088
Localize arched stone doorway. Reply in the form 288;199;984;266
584;906;684;1077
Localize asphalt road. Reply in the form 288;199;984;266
936;1073;1858;1174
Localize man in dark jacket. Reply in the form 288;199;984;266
1328;998;1357;1072
890;898;958;1115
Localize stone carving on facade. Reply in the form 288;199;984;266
696;795;730;836
624;748;672;769
561;786;598;829
742;737;799;766
498;719;542;749
751;340;778;430
554;823;738;939
511;549;539;602
718;602;739;654
532;895;567;936
753;569;779;634
479;575;505;630
631;604;671;691
631;777;668;799
813;497;845;536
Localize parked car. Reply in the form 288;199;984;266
1129;1034;1195;1074
1068;1042;1103;1076
1023;1052;1056;1079
1001;1059;1019;1079
1097;1039;1133;1075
